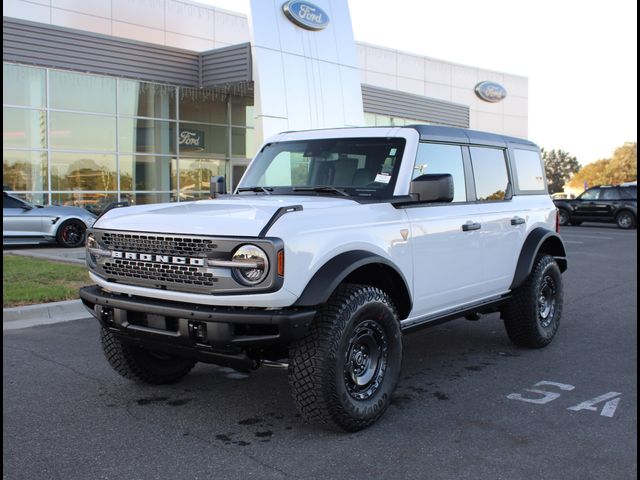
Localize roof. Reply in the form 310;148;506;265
406;124;538;148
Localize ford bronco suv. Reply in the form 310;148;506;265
80;125;567;431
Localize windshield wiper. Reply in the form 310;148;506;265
237;186;273;195
292;186;350;197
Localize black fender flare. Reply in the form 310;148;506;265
510;228;567;290
294;250;412;311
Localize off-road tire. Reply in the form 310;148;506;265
615;210;635;229
502;254;563;348
100;327;196;384
288;284;402;432
56;219;86;248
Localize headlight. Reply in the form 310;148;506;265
231;244;269;286
86;233;97;268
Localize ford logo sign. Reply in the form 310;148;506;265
474;81;507;103
282;1;330;31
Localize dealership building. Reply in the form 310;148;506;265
2;0;528;210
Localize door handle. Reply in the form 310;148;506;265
462;222;481;232
511;216;525;225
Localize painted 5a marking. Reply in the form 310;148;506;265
507;380;622;418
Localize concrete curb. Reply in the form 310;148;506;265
3;250;85;265
3;299;90;331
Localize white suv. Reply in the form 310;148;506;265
80;125;567;431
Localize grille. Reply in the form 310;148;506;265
101;232;217;256
103;259;217;287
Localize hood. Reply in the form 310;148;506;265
94;195;358;237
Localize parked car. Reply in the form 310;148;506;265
3;191;97;247
554;185;637;229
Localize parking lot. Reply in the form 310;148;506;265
3;225;637;480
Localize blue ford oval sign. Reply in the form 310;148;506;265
282;1;330;31
474;81;507;103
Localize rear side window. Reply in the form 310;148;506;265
601;188;620;200
3;195;24;209
512;149;546;192
413;143;466;202
620;187;637;200
469;147;509;201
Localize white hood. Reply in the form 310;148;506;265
94;195;358;237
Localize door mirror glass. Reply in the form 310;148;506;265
410;174;454;203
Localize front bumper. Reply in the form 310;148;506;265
80;285;316;370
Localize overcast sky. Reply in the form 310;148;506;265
195;0;637;165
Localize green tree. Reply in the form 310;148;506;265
542;148;581;194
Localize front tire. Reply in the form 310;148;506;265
502;255;563;348
56;219;86;247
288;284;402;431
615;211;635;229
101;327;196;384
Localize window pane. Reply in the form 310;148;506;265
119;155;176;193
3;64;46;108
414;143;466;202
3;150;48;190
51;192;118;214
364;112;376;126
50;112;116;151
179;157;226;201
119;80;176;119
579;188;599;200
601;188;619;200
50;152;117;191
6;192;47;206
119;118;176;154
470;147;509;201
50;70;116;113
230;97;254;127
231;127;255;158
513;149;545;191
178;123;227;157
179;89;227;123
119;192;176;205
620;187;637;199
3;108;47;149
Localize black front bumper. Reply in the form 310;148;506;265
80;285;316;369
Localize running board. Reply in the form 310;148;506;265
401;295;510;334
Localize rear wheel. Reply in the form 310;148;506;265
502;255;563;348
557;209;570;227
288;284;402;431
101;327;196;384
615;211;635;229
56;219;86;247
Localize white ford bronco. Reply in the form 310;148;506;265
80;125;567;431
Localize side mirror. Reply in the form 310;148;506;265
410;174;454;203
210;176;226;198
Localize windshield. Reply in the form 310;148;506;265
238;137;406;198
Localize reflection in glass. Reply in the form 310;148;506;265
513;149;545;191
178;123;227;157
3;64;46;108
119;118;176;154
119;80;176;119
470;147;509;201
230;97;254;127
3;108;47;149
50;152;117;191
414;143;466;202
179;157;226;201
179;88;227;123
51;192;118;215
9;192;47;206
3;150;48;191
119;155;176;204
49;112;116;151
50;70;116;113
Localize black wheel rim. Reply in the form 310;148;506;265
61;223;83;246
343;320;388;400
538;274;557;328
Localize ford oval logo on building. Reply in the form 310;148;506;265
474;81;507;103
282;1;330;31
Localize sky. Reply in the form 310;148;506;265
194;0;637;166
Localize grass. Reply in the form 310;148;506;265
3;255;92;307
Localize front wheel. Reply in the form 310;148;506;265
56;219;86;247
615;211;635;229
502;255;563;348
288;284;402;431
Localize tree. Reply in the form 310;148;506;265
542;148;581;194
568;142;637;189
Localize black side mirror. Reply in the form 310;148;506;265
410;174;454;203
210;176;226;198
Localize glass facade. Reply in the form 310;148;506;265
2;63;255;212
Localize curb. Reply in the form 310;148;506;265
3;250;85;265
3;299;90;331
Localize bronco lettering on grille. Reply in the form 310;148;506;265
111;251;206;266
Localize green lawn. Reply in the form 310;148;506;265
3;255;92;307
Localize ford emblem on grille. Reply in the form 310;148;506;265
112;251;206;266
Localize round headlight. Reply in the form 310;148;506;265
232;244;269;286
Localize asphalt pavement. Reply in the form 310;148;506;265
3;225;637;480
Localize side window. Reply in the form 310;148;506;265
414;143;466;202
512;149;546;192
579;188;600;200
3;195;24;209
601;188;620;200
469;147;510;201
620;187;637;200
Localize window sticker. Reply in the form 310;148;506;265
374;173;391;184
